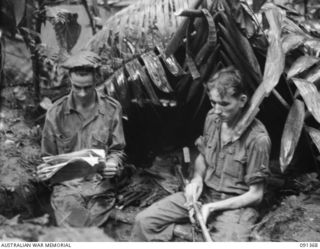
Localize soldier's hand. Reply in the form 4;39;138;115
36;163;50;181
184;178;203;208
99;158;119;178
201;203;215;224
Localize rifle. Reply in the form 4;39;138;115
173;155;213;242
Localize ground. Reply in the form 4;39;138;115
0;86;320;242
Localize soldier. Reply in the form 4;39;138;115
39;51;125;227
131;66;271;241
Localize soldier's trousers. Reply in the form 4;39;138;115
131;191;259;241
51;175;115;227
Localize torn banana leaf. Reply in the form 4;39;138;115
286;56;319;79
306;126;320;153
219;31;258;92
281;33;307;54
164;0;204;56
194;9;217;66
125;59;145;105
292;78;320;124
88;0;203;55
141;51;173;93
155;47;185;77
304;39;320;57
185;18;201;80
125;58;160;105
279;99;305;172
232;7;284;142
282;16;306;34
47;9;82;53
225;0;257;38
104;76;115;96
305;64;320;87
300;20;320;37
112;68;130;109
218;11;262;82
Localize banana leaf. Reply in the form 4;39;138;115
112;68;130;110
165;0;205;55
279;99;305;172
185;18;201;80
304;39;320;57
124;60;145;105
286;56;319;79
125;58;160;105
292;78;320;124
225;0;257;38
300;20;320;37
87;0;204;56
194;9;217;66
218;11;262;83
282;16;306;34
155;47;185;77
306;126;320;153
218;27;258;91
141;51;173;93
232;7;284;142
47;9;81;53
281;33;307;54
305;64;320;87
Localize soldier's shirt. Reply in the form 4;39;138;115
196;109;271;195
41;90;125;165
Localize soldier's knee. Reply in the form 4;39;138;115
134;209;151;228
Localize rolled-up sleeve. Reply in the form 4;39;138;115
244;134;271;185
107;104;126;166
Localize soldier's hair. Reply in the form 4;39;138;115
207;66;247;98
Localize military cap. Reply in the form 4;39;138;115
62;50;101;69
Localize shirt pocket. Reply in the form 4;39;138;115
91;132;109;150
204;141;217;169
224;153;246;179
56;134;77;154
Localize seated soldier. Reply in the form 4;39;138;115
39;51;125;227
130;66;271;241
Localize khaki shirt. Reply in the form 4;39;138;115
196;109;271;195
41;90;125;165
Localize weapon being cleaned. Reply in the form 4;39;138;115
173;153;213;242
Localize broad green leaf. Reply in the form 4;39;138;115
141;51;173;93
125;58;160;105
218;11;262;82
279;99;305;172
281;34;306;54
300;20;320;37
304;39;320;57
87;0;204;56
47;9;81;53
12;0;26;26
305;64;320;87
156;47;185;77
306;126;320;153
287;56;319;79
232;7;284;141
292;78;320;124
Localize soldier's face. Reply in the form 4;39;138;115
70;72;95;102
208;88;247;125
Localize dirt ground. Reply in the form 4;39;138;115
1;86;320;242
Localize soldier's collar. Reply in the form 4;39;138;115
64;90;103;115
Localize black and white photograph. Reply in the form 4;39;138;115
0;0;320;246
